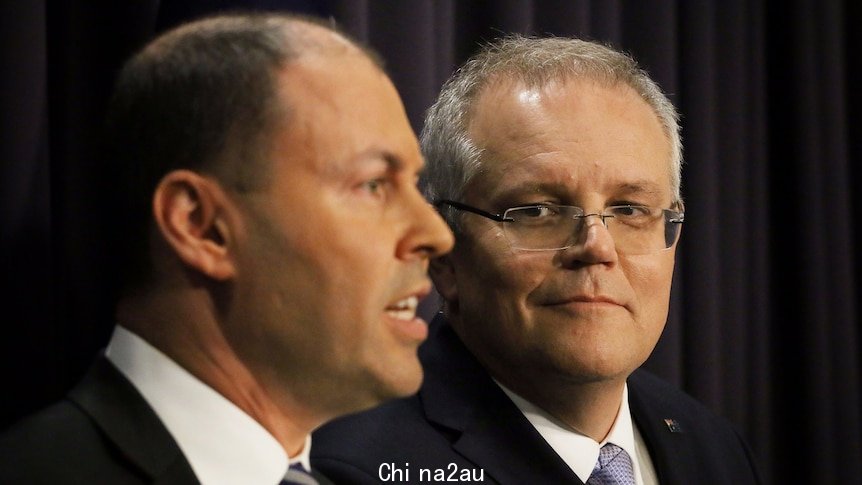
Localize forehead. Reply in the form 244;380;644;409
466;78;672;204
269;50;420;175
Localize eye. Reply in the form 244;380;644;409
508;204;563;224
360;178;389;196
609;205;650;217
521;205;557;217
608;205;657;227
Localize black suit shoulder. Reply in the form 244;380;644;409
313;317;762;485
313;395;436;484
627;369;762;484
0;398;150;484
0;357;198;484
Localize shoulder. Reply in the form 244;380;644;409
628;369;740;431
313;394;427;453
312;395;457;483
628;369;763;484
0;357;197;484
0;399;146;483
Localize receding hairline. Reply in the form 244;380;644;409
423;36;681;204
465;62;671;140
467;72;675;161
132;12;385;190
273;16;383;66
142;13;383;69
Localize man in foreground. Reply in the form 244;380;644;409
313;36;761;484
0;12;452;484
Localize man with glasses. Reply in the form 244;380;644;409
312;36;761;484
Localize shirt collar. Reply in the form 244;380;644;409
499;382;642;483
106;325;311;484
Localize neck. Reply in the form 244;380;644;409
117;289;316;457
498;371;626;442
447;314;628;442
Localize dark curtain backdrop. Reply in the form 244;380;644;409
2;1;859;483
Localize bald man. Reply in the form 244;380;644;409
0;13;452;484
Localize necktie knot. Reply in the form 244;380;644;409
586;443;635;485
280;463;319;485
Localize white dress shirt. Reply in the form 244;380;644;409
499;383;659;485
106;325;310;485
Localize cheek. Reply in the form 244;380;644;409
455;241;552;322
471;224;550;281
280;219;392;325
324;220;413;330
622;253;675;326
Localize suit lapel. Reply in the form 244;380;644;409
69;357;199;484
419;317;582;484
628;370;698;485
451;410;585;484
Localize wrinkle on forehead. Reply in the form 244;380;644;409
474;156;668;206
467;78;673;202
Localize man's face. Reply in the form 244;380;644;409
226;49;453;417
437;78;677;392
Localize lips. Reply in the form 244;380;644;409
385;295;420;321
384;289;430;342
543;295;624;307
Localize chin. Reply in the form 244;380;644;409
381;360;425;397
540;350;637;385
352;362;424;412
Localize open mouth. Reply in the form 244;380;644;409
385;296;419;321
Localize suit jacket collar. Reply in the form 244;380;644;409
68;356;199;484
419;316;715;485
627;369;706;485
419;315;583;484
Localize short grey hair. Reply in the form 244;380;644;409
419;35;682;230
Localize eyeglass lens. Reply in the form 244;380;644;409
502;206;681;254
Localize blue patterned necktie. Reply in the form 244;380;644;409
280;463;319;485
586;443;636;485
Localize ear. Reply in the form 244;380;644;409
429;254;458;314
152;170;237;281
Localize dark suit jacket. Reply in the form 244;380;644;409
0;356;333;485
312;316;762;484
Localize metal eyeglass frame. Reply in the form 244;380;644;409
434;199;685;252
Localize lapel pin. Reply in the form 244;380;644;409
664;418;683;433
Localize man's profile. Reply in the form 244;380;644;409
0;12;453;484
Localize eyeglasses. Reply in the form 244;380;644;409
435;200;684;254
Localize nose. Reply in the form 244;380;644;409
561;213;617;265
397;189;455;260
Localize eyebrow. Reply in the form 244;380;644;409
488;179;667;204
613;181;665;198
381;151;405;170
381;152;426;179
363;150;404;171
488;181;568;203
329;149;406;178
